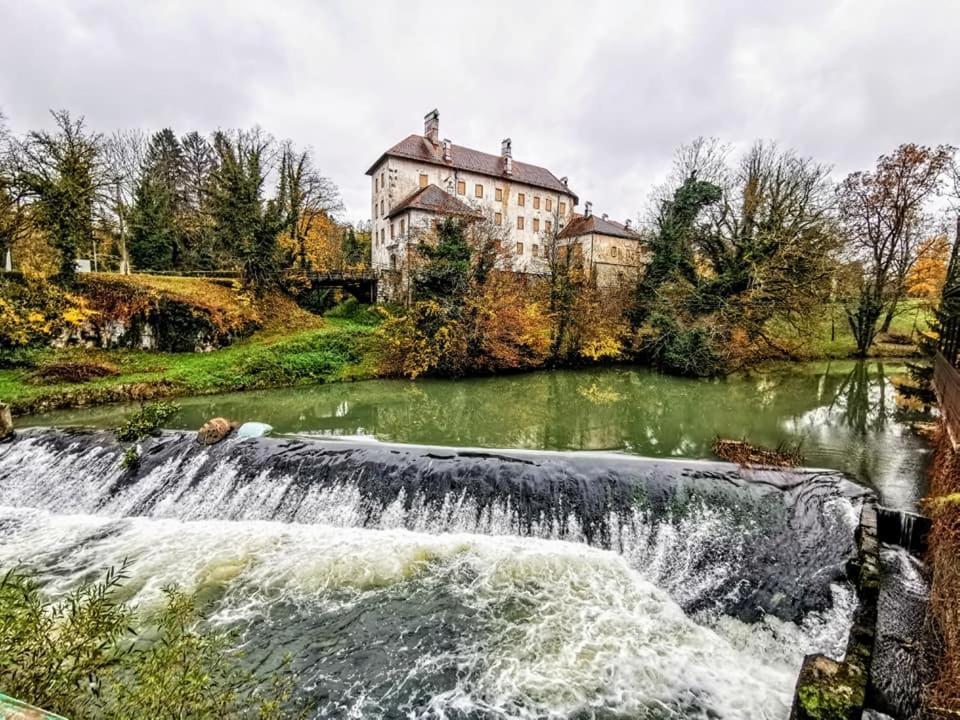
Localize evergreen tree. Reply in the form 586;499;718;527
129;129;184;271
179;131;218;269
412;217;471;304
210;130;288;294
341;226;367;267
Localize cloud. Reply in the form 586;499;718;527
2;0;958;224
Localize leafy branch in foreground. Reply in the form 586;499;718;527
0;565;300;719
114;400;180;443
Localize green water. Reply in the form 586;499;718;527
20;360;930;509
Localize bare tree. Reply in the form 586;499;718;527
838;143;955;355
0;111;29;271
100;129;146;273
278;141;343;270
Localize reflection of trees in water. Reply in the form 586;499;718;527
827;361;891;436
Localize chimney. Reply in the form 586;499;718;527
442;138;452;163
584;201;593;218
501;138;512;158
424;109;439;144
624;219;632;231
601;213;609;221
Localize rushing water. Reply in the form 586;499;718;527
20;360;929;509
1;430;864;718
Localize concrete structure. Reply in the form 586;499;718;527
558;203;648;288
366;110;579;273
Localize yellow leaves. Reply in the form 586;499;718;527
576;382;623;404
907;234;950;301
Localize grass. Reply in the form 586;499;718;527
764;299;932;360
0;316;381;415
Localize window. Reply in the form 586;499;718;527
380;199;384;216
375;177;379;192
516;242;524;254
517;216;525;230
532;218;540;232
611;246;619;258
495;212;502;226
533;196;540;210
457;180;466;195
390;223;395;240
532;244;539;258
495;188;503;202
545;220;552;233
559;201;566;215
419;173;429;188
381;172;385;188
475;184;483;198
518;193;525;207
380;228;385;245
400;218;406;235
546;198;552;212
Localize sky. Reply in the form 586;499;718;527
2;0;959;225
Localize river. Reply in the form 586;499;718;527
21;359;931;510
3;360;931;718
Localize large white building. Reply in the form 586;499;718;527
366;110;579;272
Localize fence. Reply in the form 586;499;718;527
934;351;960;448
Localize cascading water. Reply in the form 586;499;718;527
0;428;869;718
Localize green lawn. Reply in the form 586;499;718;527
0;317;381;415
764;300;931;360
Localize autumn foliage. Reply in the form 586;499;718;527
377;217;627;378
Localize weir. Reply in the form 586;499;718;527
0;428;876;718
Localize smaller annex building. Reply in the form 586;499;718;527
558;203;648;287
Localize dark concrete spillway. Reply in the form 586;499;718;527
1;428;869;624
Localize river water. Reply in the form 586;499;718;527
21;360;930;509
4;360;931;718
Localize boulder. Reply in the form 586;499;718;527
236;422;273;438
0;403;12;441
196;417;234;445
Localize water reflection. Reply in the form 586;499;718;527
21;361;930;509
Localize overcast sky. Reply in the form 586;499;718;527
2;0;958;224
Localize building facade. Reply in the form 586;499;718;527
557;204;648;287
366;110;579;273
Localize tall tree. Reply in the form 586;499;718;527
101;129;146;273
0;112;28;270
129;129;184;270
838;143;954;355
179;131;218;269
14;110;102;283
210;129;287;293
278;142;342;270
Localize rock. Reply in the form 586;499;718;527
0;403;12;441
236;422;273;438
197;417;234;445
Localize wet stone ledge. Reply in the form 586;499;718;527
791;501;880;720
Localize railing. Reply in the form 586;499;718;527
934;351;960;448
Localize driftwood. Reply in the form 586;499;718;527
712;437;804;468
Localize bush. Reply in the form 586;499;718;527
324;298;381;326
115;401;180;442
643;313;724;377
0;565;298;719
239;330;368;385
0;274;95;349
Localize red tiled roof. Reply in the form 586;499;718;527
367;134;577;201
557;213;643;241
387;184;482;220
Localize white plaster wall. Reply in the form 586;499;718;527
370;153;577;272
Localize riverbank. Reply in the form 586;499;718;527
923;425;960;712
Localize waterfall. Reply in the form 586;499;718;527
0;428;870;719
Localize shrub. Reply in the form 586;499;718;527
324;298;381;326
115;401;180;442
0;565;299;719
643;313;725;377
